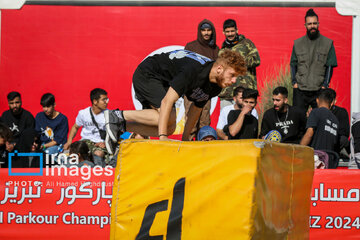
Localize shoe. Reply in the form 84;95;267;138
104;109;125;142
105;134;118;155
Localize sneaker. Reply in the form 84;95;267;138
104;109;125;142
105;134;118;155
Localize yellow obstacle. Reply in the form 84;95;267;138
110;139;314;240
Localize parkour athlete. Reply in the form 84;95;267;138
104;49;246;153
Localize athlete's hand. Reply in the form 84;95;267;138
293;83;298;88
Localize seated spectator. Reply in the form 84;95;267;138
328;88;350;157
223;89;259;139
35;93;69;155
260;86;306;144
354;119;360;154
64;88;110;167
0;122;13;168
216;86;258;140
1;91;34;150
197;126;217;141
349;112;360;169
69;141;95;167
300;89;339;151
11;128;43;168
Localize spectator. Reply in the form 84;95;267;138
184;19;220;140
1;91;35;149
290;9;337;114
328;88;350;157
35;93;69;155
64;88;110;166
260;86;306;144
197;126;217;141
218;19;260;109
352;113;360;154
223;89;259;139
0;122;13;168
11;128;42;168
300;89;339;151
216;86;258;140
69;141;95;167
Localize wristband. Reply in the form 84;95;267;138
159;134;167;137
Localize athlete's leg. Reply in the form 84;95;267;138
124;108;176;137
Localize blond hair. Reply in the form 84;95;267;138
216;49;247;76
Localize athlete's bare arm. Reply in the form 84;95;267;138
158;87;180;140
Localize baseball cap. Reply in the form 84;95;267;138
197;126;217;141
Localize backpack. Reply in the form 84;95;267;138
349;112;360;169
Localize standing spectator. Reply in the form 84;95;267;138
328;88;350;157
35;93;69;155
197;126;217;141
218;19;260;109
290;9;337;114
183;19;220;140
1;91;34;149
216;86;258;140
300;89;339;151
223;89;259;139
64;88;110;166
260;87;306;144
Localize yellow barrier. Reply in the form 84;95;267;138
110;140;314;240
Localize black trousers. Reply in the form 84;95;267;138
293;88;319;114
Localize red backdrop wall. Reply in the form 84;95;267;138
0;6;352;133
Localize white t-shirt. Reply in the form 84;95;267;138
216;105;258;130
76;107;106;143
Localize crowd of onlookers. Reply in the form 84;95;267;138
0;86;358;169
0;88;114;168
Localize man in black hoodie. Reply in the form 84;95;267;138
183;19;220;140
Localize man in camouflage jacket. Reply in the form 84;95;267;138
219;19;260;109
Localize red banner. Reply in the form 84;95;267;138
0;6;352;131
309;170;360;239
0;169;360;239
0;168;114;240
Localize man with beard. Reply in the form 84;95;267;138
35;93;68;155
216;86;258;140
260;87;306;144
104;49;246;154
1;91;35;149
223;88;259;140
290;8;337;114
218;19;260;110
183;19;220;140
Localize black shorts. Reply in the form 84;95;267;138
132;66;169;109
